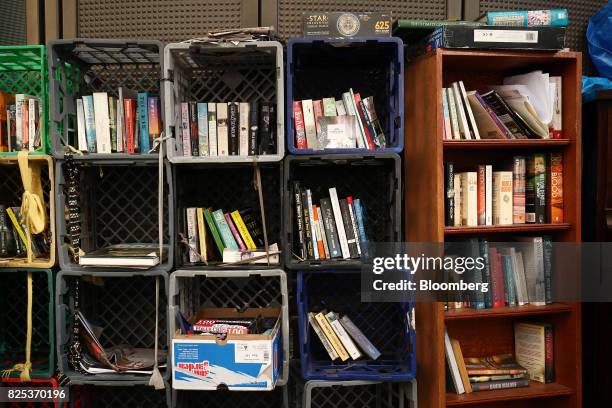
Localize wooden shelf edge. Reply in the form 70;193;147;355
444;223;571;235
446;382;574;406
445;303;574;321
443;139;570;149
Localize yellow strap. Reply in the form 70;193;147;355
1;272;33;382
17;150;46;262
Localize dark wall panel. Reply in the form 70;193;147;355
0;0;26;45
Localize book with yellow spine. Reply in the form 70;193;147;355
230;210;256;250
315;312;349;361
196;208;208;262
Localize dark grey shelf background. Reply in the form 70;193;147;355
0;0;26;45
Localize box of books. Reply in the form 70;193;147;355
172;308;282;391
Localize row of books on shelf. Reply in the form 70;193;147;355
75;89;160;154
445;153;563;227
309;310;380;362
0;92;43;152
183;206;279;265
179;101;276;157
446;322;553;394
442;71;562;140
293;89;386;150
293;182;369;262
0;204;50;259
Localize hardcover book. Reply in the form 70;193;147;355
493;171;513;225
549;153;563;223
446;163;455;226
514;322;554;383
513;156;526;224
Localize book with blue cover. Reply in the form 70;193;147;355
486;9;568;27
82;95;97;153
212;209;239;250
137;92;150;152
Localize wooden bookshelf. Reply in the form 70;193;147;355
405;49;582;408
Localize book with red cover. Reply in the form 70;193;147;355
477;165;486;226
513;156;526;224
488;247;506;308
224;213;246;251
124;98;136;153
353;93;375;150
312;204;326;260
189;101;199;156
549;152;563;223
293;100;307;149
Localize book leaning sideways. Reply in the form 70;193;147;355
78;243;168;267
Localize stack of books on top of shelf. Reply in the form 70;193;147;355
184;207;279;265
446;321;553;393
293;182;369;262
292;88;385;150
442;71;562;140
179;101;276;157
309;310;381;362
0;92;43;152
445;237;552;311
0;204;50;260
75;89;161;154
445;153;563;227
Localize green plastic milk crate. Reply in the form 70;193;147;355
0;269;55;379
0;45;49;156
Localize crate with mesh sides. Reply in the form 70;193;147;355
299;380;415;408
70;383;170;407
55;159;173;273
283;154;401;270
169;269;289;387
172;385;288;408
1;377;67;408
56;270;169;384
0;269;54;379
48;39;162;160
297;271;415;381
0;45;49;156
174;163;282;269
286;37;403;154
0;155;55;268
163;41;284;163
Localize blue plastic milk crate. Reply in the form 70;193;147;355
297;270;415;381
286;37;404;155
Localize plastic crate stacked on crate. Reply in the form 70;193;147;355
168;269;289;399
48;39;163;160
286;37;403;155
163;41;285;163
0;269;55;380
56;270;169;385
69;382;171;408
0;45;50;156
0;155;56;268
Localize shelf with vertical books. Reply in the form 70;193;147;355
405;49;582;408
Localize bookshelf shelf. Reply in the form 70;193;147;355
444;223;571;235
443;139;571;150
405;49;582;408
446;382;574;406
445;303;574;321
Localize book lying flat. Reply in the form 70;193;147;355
78;243;167;267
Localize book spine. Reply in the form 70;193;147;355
248;101;258;155
545;324;554;383
549;152;563;223
550;76;563;138
446;88;460;140
293;100;307;149
116;89;124;152
353;199;369;258
358;99;377;147
462;172;477;226
316;206;330;259
326;312;362;360
329;187;350;259
453;173;462;226
82;95;97;153
480;239;492;308
230;210;256;250
14;96;23;149
293;181;306;259
22;98;28;149
238;102;249;156
362;96;385;147
534;154;547;223
124;99;136;153
347;196;361;256
148;96;161;152
7;104;16;151
445;162;454;226
339;315;381;360
196;208;207;262
180;102;190;156
344;90;365;149
258;102;272;155
137;93;150;152
216;103;229;156
197;103;209;157
502;255;517;306
320;198;341;258
489;248;505;307
485;165;493;225
487;9;568;27
477;165;486;225
203;209;225;256
452;82;471;139
335;100;347;116
93;92;111;153
322;98;336;116
314;312;349;361
493;171;513;225
459;81;480;139
301;191;314;259
228;102;240;155
28;99;36;151
312;205;326;260
189;101;199;156
475;92;513;139
513;156;526;224
75;99;87;151
312;99;324;138
308;313;338;360
353;93;374;149
225;213;246;251
186;208;199;263
543;235;553;304
481;91;526;138
208;103;218;156
340;198;358;258
108;97;117;151
301;99;317;149
442;88;452;140
306;189;319;260
212;209;238;250
526;156;536;222
470;378;530;392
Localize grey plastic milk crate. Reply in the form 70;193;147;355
48;39;163;160
55;159;173;273
163;41;285;163
168;269;289;386
56;270;169;385
171;385;288;408
70;382;171;408
299;380;417;408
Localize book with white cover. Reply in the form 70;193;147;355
341;92;365;148
306;189;319;260
93;92;111;153
458;81;480;139
325;312;362;360
460;172;477;227
208;103;217;156
335;100;347;116
76;99;87;151
445;330;465;394
493;171;513;225
301;99;317;149
239;102;249;156
329;187;350;259
485;165;493;225
216;103;229;156
308;312;338;360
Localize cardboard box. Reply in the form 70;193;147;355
172;308;281;391
303;12;391;37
